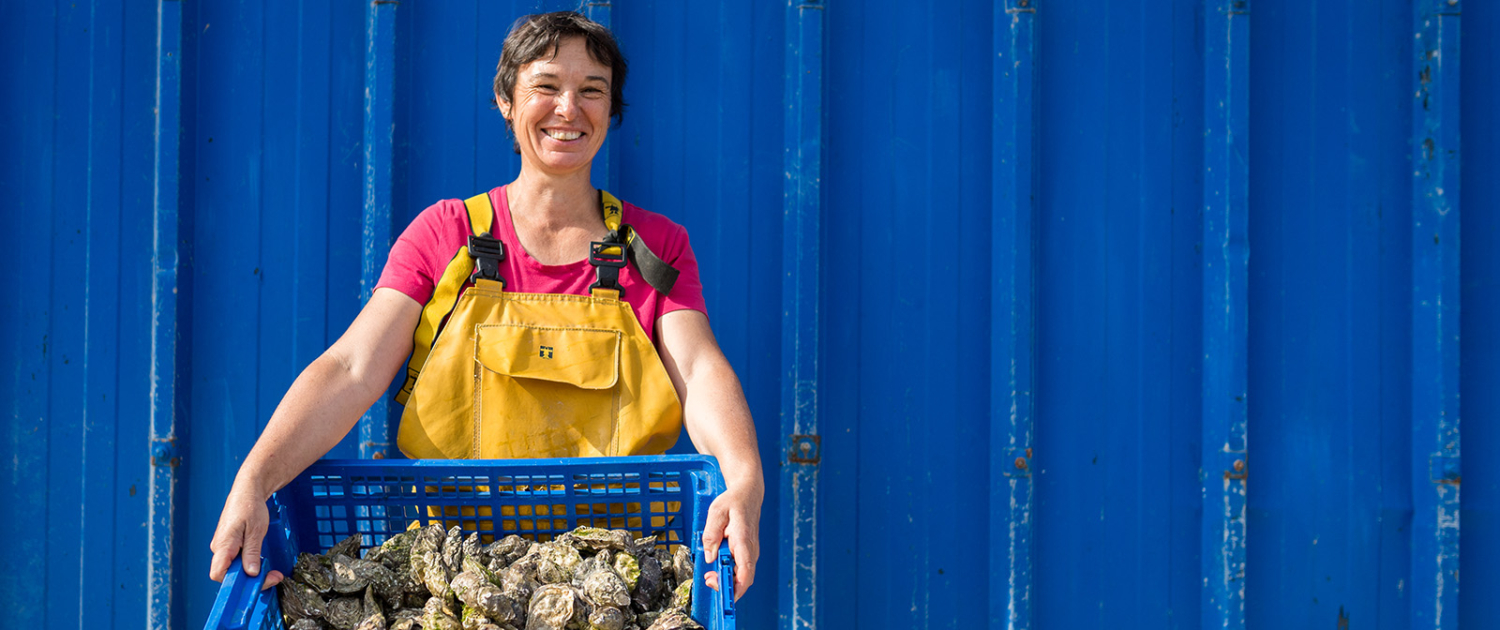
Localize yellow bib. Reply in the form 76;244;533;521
395;191;684;459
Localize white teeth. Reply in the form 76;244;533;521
546;130;582;140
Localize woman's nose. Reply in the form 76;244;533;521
555;91;578;118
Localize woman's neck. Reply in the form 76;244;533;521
506;168;599;230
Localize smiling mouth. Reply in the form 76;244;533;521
545;129;583;141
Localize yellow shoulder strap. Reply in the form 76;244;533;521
601;190;623;233
596;189;681;296
465;192;495;235
395;192;495;406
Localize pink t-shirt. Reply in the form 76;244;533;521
376;186;706;344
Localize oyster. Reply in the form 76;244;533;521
452;571;517;623
580;563;631;608
644;610;703;630
462;606;494;630
389;609;423;630
630;555;662;611
486;535;533;568
670;548;693;587
332;554;400;599
462;532;483;564
294;552;335;593
279;579;327;622
353;586;386;630
612;554;640;592
329;533;364;560
288;619;323;630
366;531;416;571
668;582;691;614
423;595;463;630
442;527;465;573
423;558;456;601
529;542;583;585
588;606;626;630
325;597;365;630
562;527;631;553
525;584;582;630
463;555;498;585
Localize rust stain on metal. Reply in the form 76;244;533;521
1436;476;1460;485
1014;457;1028;470
1337;606;1349;629
1224;460;1247;480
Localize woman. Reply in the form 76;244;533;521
208;12;762;602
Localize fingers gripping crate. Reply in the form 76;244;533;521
204;455;737;630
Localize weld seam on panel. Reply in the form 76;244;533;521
1410;0;1462;628
779;1;824;629
1199;0;1250;628
358;0;397;460
148;2;184;629
989;1;1037;629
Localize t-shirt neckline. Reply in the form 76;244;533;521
495;184;607;272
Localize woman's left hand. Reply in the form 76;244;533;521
701;479;763;601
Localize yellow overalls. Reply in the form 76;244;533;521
394;190;684;459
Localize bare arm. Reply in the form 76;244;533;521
208;288;421;584
656;309;764;601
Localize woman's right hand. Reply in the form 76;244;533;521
208;484;283;590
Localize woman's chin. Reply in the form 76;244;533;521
528;153;596;177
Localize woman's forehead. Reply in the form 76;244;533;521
521;39;609;81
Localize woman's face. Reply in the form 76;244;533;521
500;37;613;179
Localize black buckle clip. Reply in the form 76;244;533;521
469;233;505;282
588;241;627;268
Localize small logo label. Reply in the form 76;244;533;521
540;346;554;359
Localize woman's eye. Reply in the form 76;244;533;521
536;84;558;92
583;88;605;97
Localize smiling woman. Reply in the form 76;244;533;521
207;10;764;608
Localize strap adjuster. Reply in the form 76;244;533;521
588;241;627;268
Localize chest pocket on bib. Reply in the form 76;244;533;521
472;324;624;456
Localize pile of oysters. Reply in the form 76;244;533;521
277;523;704;630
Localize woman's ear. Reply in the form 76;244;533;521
496;92;510;119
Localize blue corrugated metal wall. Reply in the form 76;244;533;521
1;1;1496;629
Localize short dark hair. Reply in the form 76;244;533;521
493;12;629;139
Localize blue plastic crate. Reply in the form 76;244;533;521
203;455;736;630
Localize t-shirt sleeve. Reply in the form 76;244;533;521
655;221;708;317
376;200;461;306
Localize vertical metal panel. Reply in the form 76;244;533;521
585;1;612;190
358;0;398;459
0;0;56;626
1410;0;1462;628
1459;2;1500;625
989;0;1036;628
1245;0;1414;627
1031;0;1198;625
1201;0;1249;627
780;2;822;629
149;2;185;629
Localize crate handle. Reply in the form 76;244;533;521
202;557;269;630
717;543;737;626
